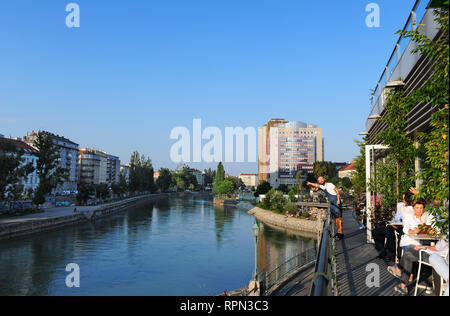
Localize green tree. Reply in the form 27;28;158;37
276;184;289;194
77;183;95;205
216;179;235;198
129;151;155;193
376;87;417;200
95;183;110;200
261;190;289;213
313;161;338;181
340;177;353;189
368;157;398;226
33;132;68;206
254;181;272;197
118;170;129;194
351;140;367;198
156;168;173;192
0;139;34;206
227;176;245;191
173;168;198;191
213;162;225;193
304;173;317;189
203;168;216;187
288;186;299;202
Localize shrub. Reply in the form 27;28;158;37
288;187;299;202
262;190;289;213
285;203;299;215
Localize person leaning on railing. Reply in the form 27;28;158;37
306;177;343;240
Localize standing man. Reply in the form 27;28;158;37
307;177;344;239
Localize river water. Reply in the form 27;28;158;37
0;196;316;296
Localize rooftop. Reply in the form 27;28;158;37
0;137;39;155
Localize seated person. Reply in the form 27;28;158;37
429;252;449;296
388;238;448;296
372;189;415;260
399;198;434;251
386;198;436;295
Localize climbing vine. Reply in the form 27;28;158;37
376;87;417;202
399;8;449;236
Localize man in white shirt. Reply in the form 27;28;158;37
307;177;344;239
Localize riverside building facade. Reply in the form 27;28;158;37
258;119;323;188
23;131;79;193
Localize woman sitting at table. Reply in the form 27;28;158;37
387;198;437;295
400;198;435;251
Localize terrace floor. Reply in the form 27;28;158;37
335;210;435;296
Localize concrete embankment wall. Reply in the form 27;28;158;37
248;207;321;235
0;193;178;241
0;213;87;241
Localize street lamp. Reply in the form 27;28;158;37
252;223;260;281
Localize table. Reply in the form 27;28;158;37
407;234;440;246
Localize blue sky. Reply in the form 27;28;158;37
0;0;416;175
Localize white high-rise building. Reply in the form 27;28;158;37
258;119;323;188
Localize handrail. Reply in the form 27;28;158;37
310;204;337;296
257;247;317;296
369;0;430;110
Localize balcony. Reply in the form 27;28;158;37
366;0;440;134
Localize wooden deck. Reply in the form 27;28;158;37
335;210;401;296
335;210;436;296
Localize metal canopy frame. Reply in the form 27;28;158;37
365;144;390;244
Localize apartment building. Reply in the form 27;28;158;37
23;131;79;193
0;136;40;193
78;148;108;185
239;174;259;188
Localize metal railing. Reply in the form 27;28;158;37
367;0;431;132
310;205;338;296
257;247;317;296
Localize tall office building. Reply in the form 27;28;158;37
258;119;323;188
23;131;79;193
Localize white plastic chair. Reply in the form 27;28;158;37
414;249;448;296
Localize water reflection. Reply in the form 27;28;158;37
0;196;316;296
257;223;316;275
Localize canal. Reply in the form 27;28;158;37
0;196;316;296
